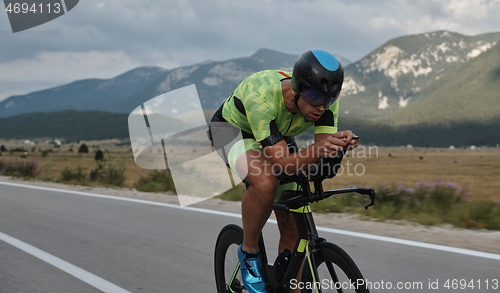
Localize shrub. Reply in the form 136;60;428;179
134;169;176;193
89;164;126;187
101;164;126;187
134;180;168;193
89;165;105;182
311;179;500;231
60;166;87;183
0;159;41;178
451;201;500;230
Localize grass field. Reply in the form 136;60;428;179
1;138;499;202
323;145;500;202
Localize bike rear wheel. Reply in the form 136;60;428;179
214;224;244;293
302;242;370;293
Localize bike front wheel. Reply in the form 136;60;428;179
301;241;370;293
214;224;244;293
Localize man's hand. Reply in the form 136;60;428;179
333;130;360;151
315;135;347;158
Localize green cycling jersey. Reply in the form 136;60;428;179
220;70;339;144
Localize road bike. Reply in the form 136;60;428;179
214;157;376;293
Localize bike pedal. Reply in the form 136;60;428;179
228;279;244;293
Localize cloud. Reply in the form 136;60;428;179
369;17;400;32
1;0;500;101
362;0;500;36
0;50;142;83
445;0;493;19
3;0;500;64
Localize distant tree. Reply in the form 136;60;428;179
78;143;89;153
11;147;26;152
94;150;104;161
1;145;7;152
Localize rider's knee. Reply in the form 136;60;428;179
245;174;279;198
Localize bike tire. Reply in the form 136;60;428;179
301;241;370;293
214;224;244;293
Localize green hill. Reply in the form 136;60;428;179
382;41;500;125
340;30;500;119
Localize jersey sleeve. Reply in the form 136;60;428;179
314;99;339;135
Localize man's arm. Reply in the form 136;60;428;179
261;130;361;176
262;135;348;176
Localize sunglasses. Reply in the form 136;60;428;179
301;86;338;108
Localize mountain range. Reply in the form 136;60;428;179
0;49;351;119
1;30;500;146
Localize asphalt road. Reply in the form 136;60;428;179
1;183;499;293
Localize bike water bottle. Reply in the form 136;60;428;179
273;249;292;281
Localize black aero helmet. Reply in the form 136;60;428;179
291;50;344;98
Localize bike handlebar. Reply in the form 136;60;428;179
324;188;376;210
273;150;376;212
272;187;376;213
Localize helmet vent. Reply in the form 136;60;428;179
320;78;329;93
330;83;339;94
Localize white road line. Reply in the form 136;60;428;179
314;226;500;261
0;231;132;293
2;181;500;261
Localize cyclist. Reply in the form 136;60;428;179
209;50;359;293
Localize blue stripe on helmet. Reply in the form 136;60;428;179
311;50;339;71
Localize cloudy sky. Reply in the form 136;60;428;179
1;0;499;102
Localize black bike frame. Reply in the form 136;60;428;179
261;180;375;293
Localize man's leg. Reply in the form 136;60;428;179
235;148;280;253
231;148;279;293
275;211;298;252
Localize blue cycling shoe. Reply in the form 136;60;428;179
237;245;269;293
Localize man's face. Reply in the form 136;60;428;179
297;97;326;122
